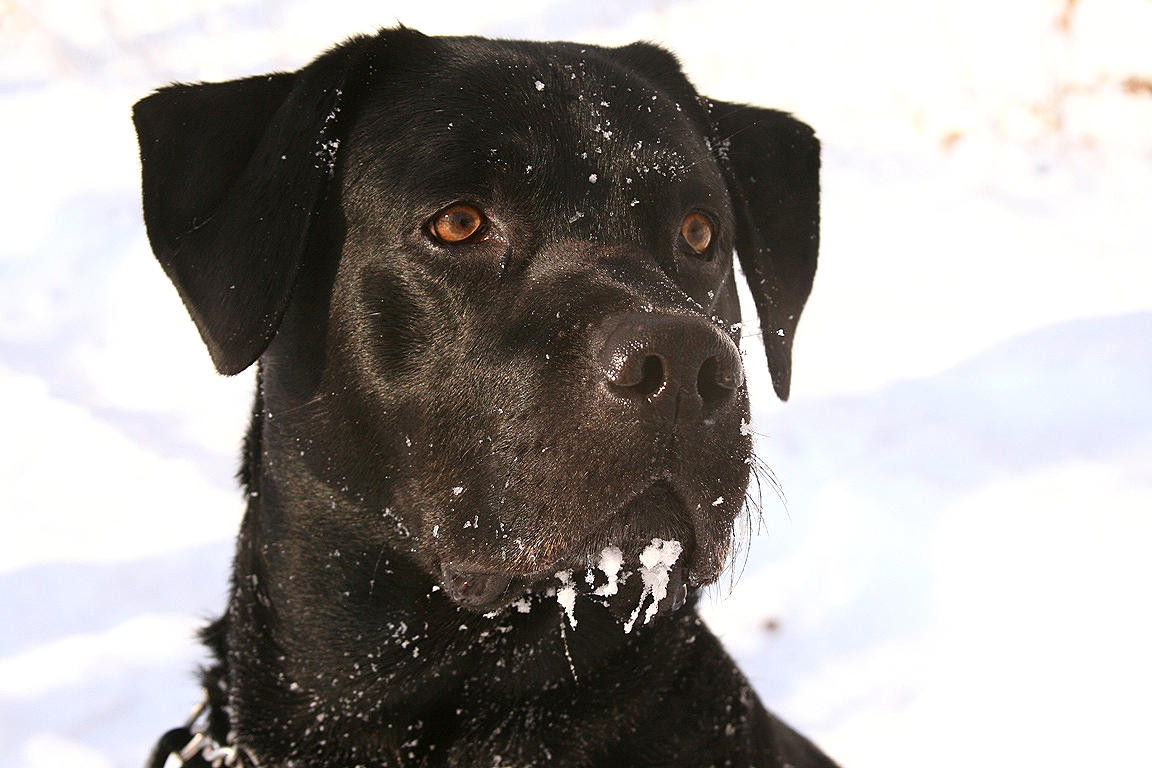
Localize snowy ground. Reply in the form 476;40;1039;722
2;1;1150;766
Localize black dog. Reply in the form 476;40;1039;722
135;26;833;768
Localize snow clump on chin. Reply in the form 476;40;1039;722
556;569;578;628
549;540;684;633
593;545;624;597
624;538;683;633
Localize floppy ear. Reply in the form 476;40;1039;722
707;102;820;401
133;36;374;374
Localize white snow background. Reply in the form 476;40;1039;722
2;0;1150;765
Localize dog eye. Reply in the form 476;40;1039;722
680;212;713;256
430;203;486;244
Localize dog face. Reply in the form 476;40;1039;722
134;30;819;620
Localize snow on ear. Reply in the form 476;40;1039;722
132;36;373;375
707;101;820;401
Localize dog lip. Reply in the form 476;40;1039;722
440;563;514;610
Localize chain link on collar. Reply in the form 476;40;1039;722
145;689;257;768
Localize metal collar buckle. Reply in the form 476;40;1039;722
149;690;239;768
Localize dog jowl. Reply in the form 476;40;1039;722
135;26;832;768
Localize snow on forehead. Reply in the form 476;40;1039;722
371;47;717;201
443;50;703;152
539;64;704;185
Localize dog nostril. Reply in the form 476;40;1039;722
697;356;736;410
607;353;666;399
635;355;665;396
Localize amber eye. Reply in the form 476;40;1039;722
680;212;713;255
430;203;486;243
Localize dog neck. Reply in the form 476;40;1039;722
205;398;719;766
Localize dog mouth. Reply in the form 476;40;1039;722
439;481;702;625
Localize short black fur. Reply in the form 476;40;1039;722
135;27;833;768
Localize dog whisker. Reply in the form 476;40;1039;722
750;451;788;517
713;449;786;598
367;540;389;602
270;390;334;418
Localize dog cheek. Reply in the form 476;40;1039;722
354;265;433;380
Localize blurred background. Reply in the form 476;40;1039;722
1;0;1150;765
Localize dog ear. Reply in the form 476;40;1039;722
133;36;374;375
706;101;820;401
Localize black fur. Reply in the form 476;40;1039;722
135;27;832;768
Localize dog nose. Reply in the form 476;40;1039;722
597;313;743;422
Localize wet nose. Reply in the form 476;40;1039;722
597;313;743;423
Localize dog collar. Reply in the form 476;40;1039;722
145;690;258;768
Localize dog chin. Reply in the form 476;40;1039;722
439;558;694;626
438;481;730;623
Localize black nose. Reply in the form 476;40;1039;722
597;313;743;423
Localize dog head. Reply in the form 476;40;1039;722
134;28;818;620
